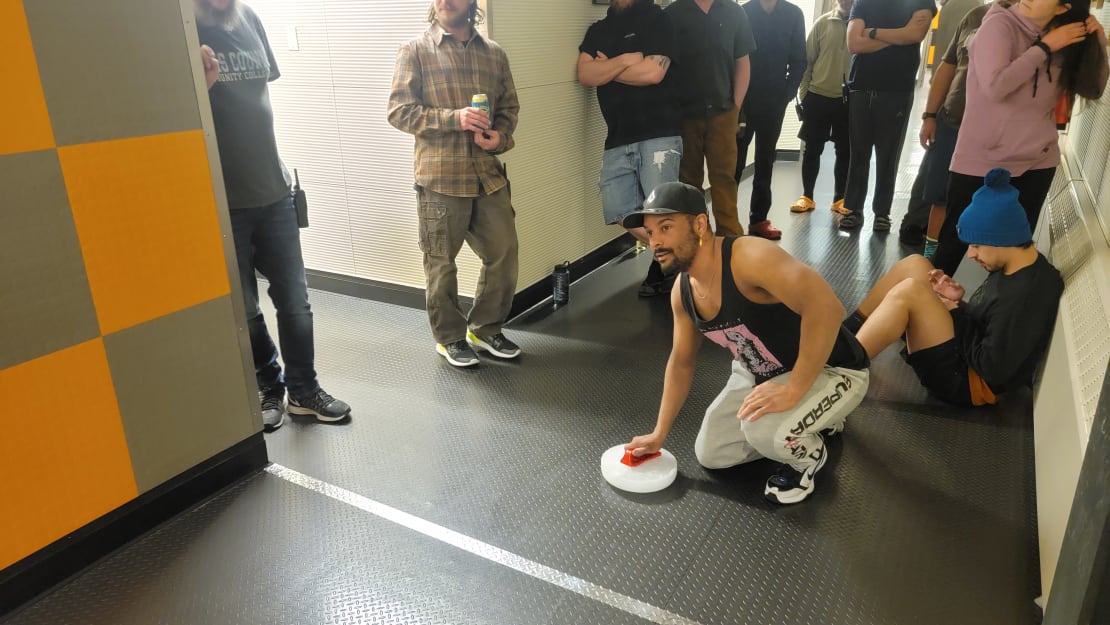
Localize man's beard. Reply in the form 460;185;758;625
434;3;474;30
196;0;240;28
656;230;700;274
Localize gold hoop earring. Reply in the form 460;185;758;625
699;237;703;248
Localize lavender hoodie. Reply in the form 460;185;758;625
950;1;1065;177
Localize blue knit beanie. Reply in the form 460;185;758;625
957;168;1033;247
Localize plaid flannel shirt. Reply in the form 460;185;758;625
388;25;520;197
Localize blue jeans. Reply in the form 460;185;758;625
920;116;959;206
230;195;319;397
599;136;682;225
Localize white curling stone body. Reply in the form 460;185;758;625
600;444;678;493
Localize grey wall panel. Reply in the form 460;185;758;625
0;150;99;370
104;296;257;493
23;0;201;146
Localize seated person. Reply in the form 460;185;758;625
845;168;1064;406
623;182;870;505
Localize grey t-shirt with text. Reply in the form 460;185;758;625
196;5;290;210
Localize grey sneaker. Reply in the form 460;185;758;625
437;340;480;367
466;332;521;359
259;385;286;432
288;388;351;423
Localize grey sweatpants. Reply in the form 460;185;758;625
694;361;869;472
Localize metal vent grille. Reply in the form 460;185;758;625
1048;185;1093;281
1064;259;1110;434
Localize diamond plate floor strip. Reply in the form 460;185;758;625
267;464;705;625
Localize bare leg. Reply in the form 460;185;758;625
926;205;946;239
855;254;936;318
856;277;955;359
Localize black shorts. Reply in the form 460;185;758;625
905;339;973;406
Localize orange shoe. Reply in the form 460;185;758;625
830;199;851;215
790;195;816;213
749;220;782;240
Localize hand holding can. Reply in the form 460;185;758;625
471;93;492;139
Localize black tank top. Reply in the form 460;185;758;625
680;237;869;383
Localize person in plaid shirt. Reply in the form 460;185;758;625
388;0;523;368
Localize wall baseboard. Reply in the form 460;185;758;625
0;433;268;618
508;234;636;319
305;234;638;322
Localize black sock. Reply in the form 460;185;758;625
843;310;866;334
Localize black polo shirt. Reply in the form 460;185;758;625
580;0;682;149
847;0;937;91
665;0;757;118
742;0;807;106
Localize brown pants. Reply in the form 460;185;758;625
679;107;744;236
416;185;519;345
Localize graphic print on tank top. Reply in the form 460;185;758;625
704;326;786;380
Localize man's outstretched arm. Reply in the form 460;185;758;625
627;285;702;456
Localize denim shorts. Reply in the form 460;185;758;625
921;117;959;206
599;135;682;225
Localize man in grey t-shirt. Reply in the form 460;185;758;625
196;0;350;429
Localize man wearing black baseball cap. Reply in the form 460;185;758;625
844;169;1064;406
625;182;870;504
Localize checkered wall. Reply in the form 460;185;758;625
0;0;257;570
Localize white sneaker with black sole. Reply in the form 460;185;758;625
466;332;521;359
764;444;828;505
823;419;845;438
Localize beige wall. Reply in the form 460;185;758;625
253;0;618;295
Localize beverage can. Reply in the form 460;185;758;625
471;93;491;117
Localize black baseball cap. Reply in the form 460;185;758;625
622;182;708;228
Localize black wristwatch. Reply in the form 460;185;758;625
869;27;878;40
922;111;937;120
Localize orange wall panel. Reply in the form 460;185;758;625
59;131;231;335
0;339;138;570
0;0;55;155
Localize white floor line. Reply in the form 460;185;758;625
266;463;705;625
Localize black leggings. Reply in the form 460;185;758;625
932;167;1056;276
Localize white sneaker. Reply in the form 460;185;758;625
764;444;828;505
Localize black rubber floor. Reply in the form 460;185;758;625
2;127;1043;625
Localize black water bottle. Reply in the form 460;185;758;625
552;262;570;306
